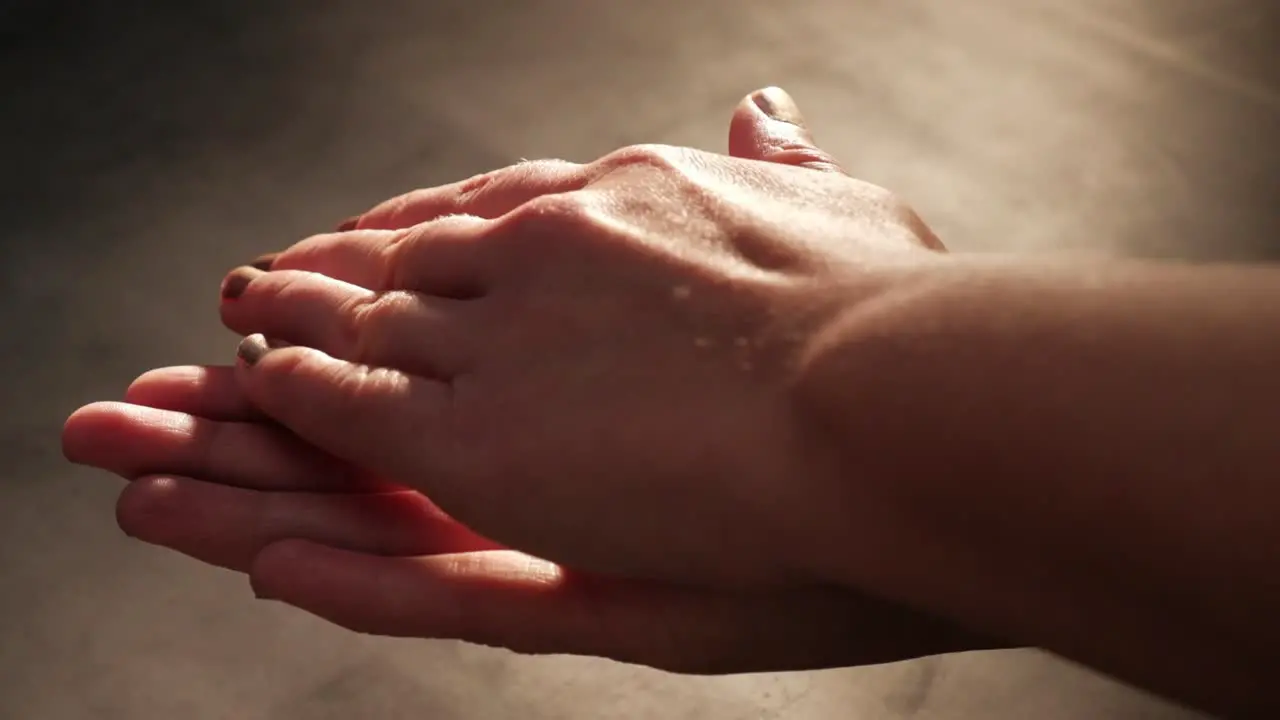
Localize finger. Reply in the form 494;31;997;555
241;215;373;274
251;229;398;289
220;268;474;379
234;340;457;490
351;159;589;231
727;86;847;174
727;88;947;252
125;365;262;421
119;476;500;571
265;214;493;296
62;402;378;492
250;545;752;666
250;543;993;672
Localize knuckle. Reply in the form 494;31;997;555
501;192;595;237
524;192;591;221
844;177;896;207
453;169;500;208
380;226;424;287
767;143;845;173
363;191;415;229
595;143;683;176
265;347;372;423
255;269;298;302
241;271;303;323
341;290;407;361
271;231;336;271
322;363;371;415
456;159;577;208
510;157;577;180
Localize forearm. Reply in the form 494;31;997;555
802;257;1280;716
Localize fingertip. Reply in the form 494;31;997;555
62;401;131;464
250;252;281;272
728;86;847;175
63;400;110;431
748;86;808;127
236;334;272;368
124;365;260;420
730;87;810;148
61;405;96;463
233;340;278;413
115;475;182;539
125;365;203;403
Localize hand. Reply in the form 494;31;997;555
65;88;994;671
62;364;988;672
218;87;946;587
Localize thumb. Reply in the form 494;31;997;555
728;87;847;174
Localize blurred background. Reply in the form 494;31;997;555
3;1;1277;717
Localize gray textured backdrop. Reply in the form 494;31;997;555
3;1;1277;718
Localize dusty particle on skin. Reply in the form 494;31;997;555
694;337;713;349
672;285;692;300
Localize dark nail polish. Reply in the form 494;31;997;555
751;86;807;127
237;334;271;366
220;266;265;300
336;215;361;232
249;252;280;271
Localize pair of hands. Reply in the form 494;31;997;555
64;88;992;672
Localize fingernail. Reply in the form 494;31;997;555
336;215;361;232
249;252;280;271
220;266;265;300
751;86;807;127
237;334;271;366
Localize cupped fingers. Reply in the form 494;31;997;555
249;545;727;663
125;365;261;421
234;343;458;491
121;477;500;571
62;402;373;492
249;545;996;673
220;268;475;379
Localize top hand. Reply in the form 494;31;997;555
219;88;945;587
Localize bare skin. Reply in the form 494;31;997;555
63;89;998;674
63;87;1280;716
799;257;1280;716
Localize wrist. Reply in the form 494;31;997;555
786;259;964;588
789;257;1280;716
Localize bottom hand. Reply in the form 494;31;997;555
63;364;996;672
